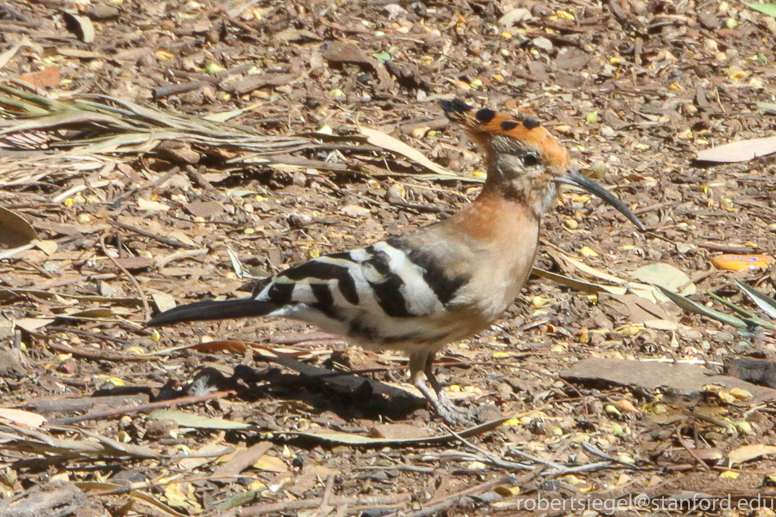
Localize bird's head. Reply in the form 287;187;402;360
442;98;645;231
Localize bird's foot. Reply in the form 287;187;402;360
414;377;476;426
435;391;478;427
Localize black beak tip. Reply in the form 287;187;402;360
559;169;646;232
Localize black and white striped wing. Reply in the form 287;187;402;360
253;237;471;345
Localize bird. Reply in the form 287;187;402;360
148;98;645;425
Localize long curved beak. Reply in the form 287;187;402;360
554;168;646;231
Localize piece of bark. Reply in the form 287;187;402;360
562;358;776;402
0;482;89;517
724;357;776;389
322;41;394;89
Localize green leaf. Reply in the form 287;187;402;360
708;292;775;330
150;409;253;430
654;285;747;329
372;51;392;64
216;489;265;512
631;263;695;295
757;102;776;114
531;268;627;295
286;416;509;446
744;2;776;16
736;280;776;320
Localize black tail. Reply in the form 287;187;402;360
147;298;278;327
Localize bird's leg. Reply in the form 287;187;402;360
423;355;470;416
409;352;475;426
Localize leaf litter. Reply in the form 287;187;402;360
3;0;776;514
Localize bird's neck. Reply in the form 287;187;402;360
478;171;557;220
450;188;540;245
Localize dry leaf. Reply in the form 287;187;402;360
0;206;38;248
728;444;776;466
630;263;696;295
0;408;47;428
360;126;457;177
340;204;370;217
138;198;171;211
253;454;288;472
697;136;776;163
14;318;55;333
151;292;177;313
178;440;230;471
17;66;61;88
63;11;95;43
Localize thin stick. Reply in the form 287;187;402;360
213;494;410;517
402;475;517;517
540;461;614;476
109;166;180;209
110;220;199;249
100;232;150;320
315;474;336;517
47;390;236;425
676;425;711;471
581;441;618;462
443;425;534;471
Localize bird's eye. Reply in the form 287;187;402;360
522;152;540;167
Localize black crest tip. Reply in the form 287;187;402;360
441;98;473;114
475;108;496;122
500;120;519;131
522;117;540;130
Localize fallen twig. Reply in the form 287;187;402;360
444;425;534;471
47;390;236;426
110;219;199;249
100;232;150;320
402;474;517;517
213;494;411;517
314;474;336;517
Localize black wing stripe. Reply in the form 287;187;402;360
267;282;294;305
282;260;351;281
281;259;360;306
338;274;360;305
387;238;469;306
365;246;411;317
310;283;344;320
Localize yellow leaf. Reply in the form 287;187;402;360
155;50;174;60
164;482;196;508
494;485;521;496
579;246;598;257
615;399;639;414
253;455;287;472
730;388;753;401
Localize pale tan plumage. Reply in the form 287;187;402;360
149;98;645;425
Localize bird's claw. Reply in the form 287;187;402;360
415;376;477;427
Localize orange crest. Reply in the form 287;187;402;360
442;98;570;171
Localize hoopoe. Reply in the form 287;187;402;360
148;98;645;425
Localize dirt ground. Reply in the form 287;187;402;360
2;0;776;515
